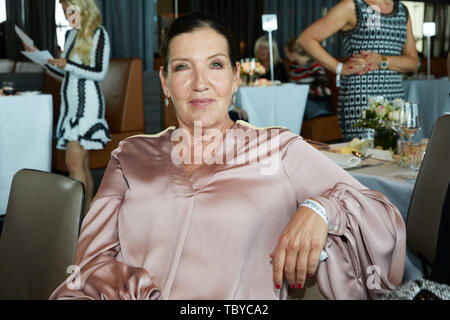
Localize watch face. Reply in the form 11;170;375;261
381;61;388;69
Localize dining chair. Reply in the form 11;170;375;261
406;114;450;278
0;169;84;300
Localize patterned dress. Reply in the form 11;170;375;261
338;0;408;140
46;26;111;150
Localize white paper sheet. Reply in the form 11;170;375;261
21;50;54;66
15;25;34;48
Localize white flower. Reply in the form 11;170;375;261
375;96;385;104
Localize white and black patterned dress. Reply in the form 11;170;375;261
46;26;111;150
338;0;408;140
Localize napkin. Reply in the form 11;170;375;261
365;148;393;161
321;151;361;169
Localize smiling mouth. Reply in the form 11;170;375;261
189;99;216;108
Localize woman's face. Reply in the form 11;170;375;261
256;45;270;62
160;27;240;130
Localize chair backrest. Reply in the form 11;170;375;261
43;58;144;134
14;61;45;73
0;59;15;73
100;58;144;133
406;114;450;266
0;169;84;300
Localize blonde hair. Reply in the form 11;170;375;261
61;0;102;65
254;35;282;65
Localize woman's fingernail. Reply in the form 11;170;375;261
275;284;281;290
368;63;372;66
297;284;303;289
350;66;353;69
307;273;311;278
368;68;371;71
291;284;296;289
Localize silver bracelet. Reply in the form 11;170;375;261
300;199;328;225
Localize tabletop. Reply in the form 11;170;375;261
0;94;53;215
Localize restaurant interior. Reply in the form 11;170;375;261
0;0;449;301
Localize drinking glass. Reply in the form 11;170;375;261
410;143;425;171
2;81;16;96
396;103;421;168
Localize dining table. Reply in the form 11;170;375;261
320;145;424;283
402;77;450;139
236;83;309;135
0;93;53;215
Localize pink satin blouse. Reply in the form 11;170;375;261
50;121;406;300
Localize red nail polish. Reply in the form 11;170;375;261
368;63;372;66
291;284;296;289
368;68;371;71
297;284;303;289
275;284;281;290
307;273;311;278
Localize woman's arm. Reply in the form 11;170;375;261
298;0;365;76
63;27;111;82
272;138;406;298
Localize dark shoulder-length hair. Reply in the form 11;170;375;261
161;12;239;73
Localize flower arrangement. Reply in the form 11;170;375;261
240;59;266;76
354;96;405;150
355;96;405;130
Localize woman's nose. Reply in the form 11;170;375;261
193;68;209;92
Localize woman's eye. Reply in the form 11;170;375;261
212;61;224;69
174;64;187;72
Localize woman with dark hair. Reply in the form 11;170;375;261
299;0;418;141
50;12;406;300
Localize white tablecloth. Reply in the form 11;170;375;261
236;84;309;134
402;77;450;139
0;94;53;215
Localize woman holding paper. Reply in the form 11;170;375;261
24;0;111;211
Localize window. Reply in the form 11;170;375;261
0;0;7;23
402;1;425;53
55;0;71;51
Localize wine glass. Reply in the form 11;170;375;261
396;103;421;168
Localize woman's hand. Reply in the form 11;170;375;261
270;205;328;290
23;42;38;52
353;51;383;73
48;58;67;69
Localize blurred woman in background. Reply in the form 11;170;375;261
299;0;418;141
25;0;111;210
254;35;288;83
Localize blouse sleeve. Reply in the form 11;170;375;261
49;144;161;300
63;27;110;82
281;137;406;300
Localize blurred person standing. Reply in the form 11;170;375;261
299;0;418;141
25;0;111;211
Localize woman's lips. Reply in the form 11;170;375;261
189;98;216;109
